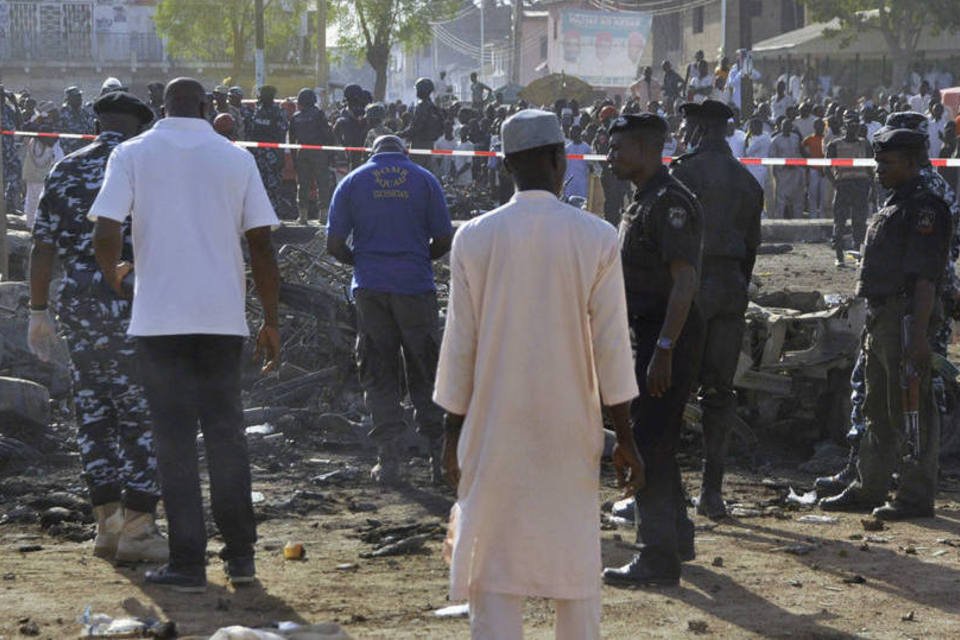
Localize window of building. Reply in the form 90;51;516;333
540;35;548;60
692;6;704;34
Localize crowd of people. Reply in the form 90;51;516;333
2;50;959;638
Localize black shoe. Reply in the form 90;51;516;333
144;565;206;593
819;487;873;513
223;556;256;585
696;488;727;520
871;501;934;521
602;555;680;587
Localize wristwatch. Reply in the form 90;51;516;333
656;336;674;351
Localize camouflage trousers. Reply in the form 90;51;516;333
61;310;160;512
3;144;22;213
253;148;296;219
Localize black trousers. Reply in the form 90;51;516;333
294;151;331;214
137;335;256;573
833;179;871;254
354;290;444;447
630;308;703;574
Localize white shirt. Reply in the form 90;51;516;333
435;190;637;601
89;117;279;337
770;94;796;120
434;135;457;177
929;116;947;158
453;140;474;186
908;93;931;114
726;128;747;157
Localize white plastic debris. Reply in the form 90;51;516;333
797;514;838;524
434;604;470;618
245;423;276;436
786;487;818;506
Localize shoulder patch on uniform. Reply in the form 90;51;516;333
916;208;937;235
668;206;688;229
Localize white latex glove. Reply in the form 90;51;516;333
27;310;57;363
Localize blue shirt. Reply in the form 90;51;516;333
327;152;453;294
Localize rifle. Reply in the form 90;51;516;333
900;315;921;461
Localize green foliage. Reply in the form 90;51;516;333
333;0;459;98
154;0;306;69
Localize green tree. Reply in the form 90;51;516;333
154;0;306;77
333;0;459;100
802;0;960;91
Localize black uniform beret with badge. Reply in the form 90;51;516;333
609;113;668;136
871;127;928;154
92;91;154;126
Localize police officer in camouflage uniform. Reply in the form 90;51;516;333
820;127;953;520
399;78;445;172
816;110;960;496
333;84;369;171
2;90;23;213
246;86;289;218
28;91;167;563
602;114;704;587
228;86;254;137
288;88;335;224
59;86;96;155
670;100;763;519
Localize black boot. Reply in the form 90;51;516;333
819;486;874;512
697;407;730;519
815;444;859;497
603;553;680;587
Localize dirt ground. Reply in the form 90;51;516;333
4;243;960;640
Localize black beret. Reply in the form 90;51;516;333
609;113;668;136
885;110;928;133
697;99;734;121
872;127;928;154
677;101;700;118
92;91;154;125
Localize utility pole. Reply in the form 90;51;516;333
255;0;266;89
0;84;7;280
479;0;485;81
315;0;328;101
511;0;521;84
719;0;727;61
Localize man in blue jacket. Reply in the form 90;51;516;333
326;135;454;485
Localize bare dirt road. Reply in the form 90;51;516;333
3;243;960;639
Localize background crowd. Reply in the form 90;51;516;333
2;51;959;233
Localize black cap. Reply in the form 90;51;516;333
608;113;668;136
885;110;928;134
872;127;928;154
64;86;81;96
681;99;733;122
92;91;154;125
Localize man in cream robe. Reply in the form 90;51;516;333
434;109;644;640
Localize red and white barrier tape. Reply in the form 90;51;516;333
5;129;960;167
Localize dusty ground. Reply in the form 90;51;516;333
4;243;960;640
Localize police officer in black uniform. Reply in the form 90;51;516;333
820;128;952;520
601;114;704;587
289;88;335;224
671;100;763;519
399;78;445;172
333;84;369;171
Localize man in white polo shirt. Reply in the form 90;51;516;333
90;78;280;593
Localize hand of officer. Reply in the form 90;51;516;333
646;348;673;397
109;261;133;299
27;310;57;363
612;440;646;497
443;433;461;490
254;323;281;374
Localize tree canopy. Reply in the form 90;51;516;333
154;0;306;76
803;0;960;90
333;0;460;100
